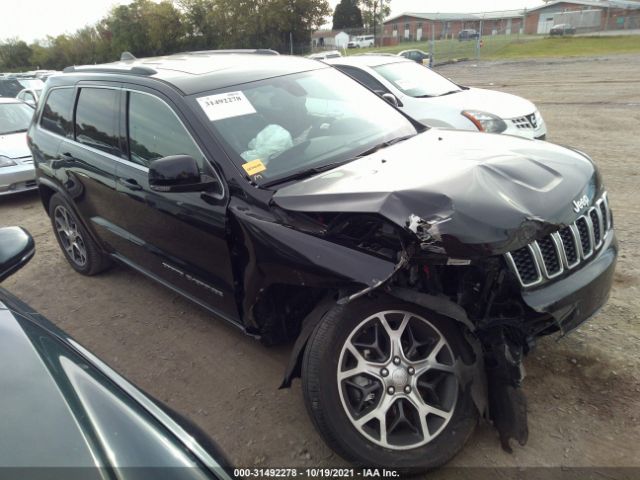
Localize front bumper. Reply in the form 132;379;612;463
0;163;37;196
522;229;617;335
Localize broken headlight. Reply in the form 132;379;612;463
462;110;507;134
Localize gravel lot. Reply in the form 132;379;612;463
2;53;639;476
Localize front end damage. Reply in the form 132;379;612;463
230;130;617;452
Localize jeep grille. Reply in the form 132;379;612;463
505;193;611;288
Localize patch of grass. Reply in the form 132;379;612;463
339;35;640;62
483;36;640;59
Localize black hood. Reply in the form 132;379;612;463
273;129;601;257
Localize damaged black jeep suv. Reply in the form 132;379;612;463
28;52;617;472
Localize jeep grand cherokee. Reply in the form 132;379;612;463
28;52;617;473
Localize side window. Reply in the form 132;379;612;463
336;66;390;94
127;91;206;168
24;92;35;103
40;88;74;137
75;88;121;156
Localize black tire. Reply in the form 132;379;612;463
49;193;112;275
302;295;478;474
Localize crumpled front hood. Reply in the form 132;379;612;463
0;132;30;159
427;87;536;119
273;129;601;256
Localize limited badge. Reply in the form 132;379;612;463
242;159;266;176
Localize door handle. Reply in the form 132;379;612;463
52;152;74;169
118;178;143;191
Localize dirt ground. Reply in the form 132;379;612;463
2;54;639;477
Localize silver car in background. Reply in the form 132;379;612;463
0;98;36;196
16;88;42;107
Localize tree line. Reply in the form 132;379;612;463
332;0;391;31
0;0;331;71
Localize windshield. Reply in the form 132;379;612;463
0;102;33;134
373;61;462;98
196;67;418;185
17;79;44;90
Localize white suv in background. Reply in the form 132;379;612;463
328;55;547;140
347;35;375;48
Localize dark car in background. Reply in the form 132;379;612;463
397;49;431;65
0;77;24;97
0;226;236;479
28;51;616;473
550;24;577;36
458;29;479;41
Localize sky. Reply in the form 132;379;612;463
2;0;546;43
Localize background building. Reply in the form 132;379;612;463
382;0;640;40
311;30;350;49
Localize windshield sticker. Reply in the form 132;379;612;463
242;159;266;177
197;91;256;121
395;79;417;90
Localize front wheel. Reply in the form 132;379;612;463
302;296;478;473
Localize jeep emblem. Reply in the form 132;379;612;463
572;194;589;213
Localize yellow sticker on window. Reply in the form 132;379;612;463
242;159;266;176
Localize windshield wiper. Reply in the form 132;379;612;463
352;134;417;158
1;129;28;135
262;159;356;188
438;90;462;96
261;134;417;188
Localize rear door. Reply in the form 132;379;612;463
53;85;124;252
110;86;240;323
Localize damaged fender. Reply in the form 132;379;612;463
229;201;396;333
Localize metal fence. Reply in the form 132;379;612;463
308;5;640;64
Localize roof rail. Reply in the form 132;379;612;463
62;65;157;76
187;49;280;56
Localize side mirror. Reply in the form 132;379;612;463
381;93;401;108
149;155;216;193
0;227;35;282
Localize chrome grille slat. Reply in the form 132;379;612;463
534;236;563;279
558;226;580;268
505;193;611;288
576;216;593;259
590;206;603;249
505;245;542;287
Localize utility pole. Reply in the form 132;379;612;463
430;14;436;67
373;1;378;46
477;15;484;60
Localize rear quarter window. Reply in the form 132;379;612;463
40;88;75;137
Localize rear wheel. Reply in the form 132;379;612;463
49;194;111;275
302;296;477;473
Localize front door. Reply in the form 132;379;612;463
111;87;240;324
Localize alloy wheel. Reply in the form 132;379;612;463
54;205;88;267
337;310;459;450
